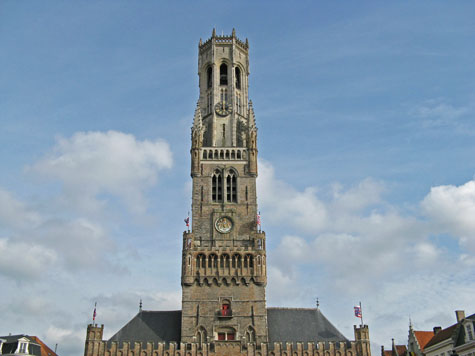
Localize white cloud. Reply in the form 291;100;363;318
30;131;173;214
0;238;57;280
258;160;328;232
411;99;468;128
422;179;475;252
0;188;42;230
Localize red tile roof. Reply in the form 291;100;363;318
414;331;435;350
395;345;408;356
30;336;58;356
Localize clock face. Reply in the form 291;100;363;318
215;101;232;116
215;216;233;233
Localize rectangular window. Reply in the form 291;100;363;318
218;333;225;341
227;333;235;341
467;324;474;340
19;343;27;353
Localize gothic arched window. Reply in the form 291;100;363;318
207;67;213;89
197;327;207;349
212;171;222;202
235;67;241;89
246;326;255;343
220;63;228;85
226;171;237;202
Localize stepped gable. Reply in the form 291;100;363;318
267;308;349;344
108;310;181;346
413;331;435;350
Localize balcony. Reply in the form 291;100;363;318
217;308;233;318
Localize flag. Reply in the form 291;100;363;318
93;302;97;322
184;217;190;227
256;212;261;226
354;305;362;318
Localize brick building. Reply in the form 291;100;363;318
84;29;371;356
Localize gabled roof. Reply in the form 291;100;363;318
267;308;349;344
413;331;435;350
395;345;407;356
455;313;475;347
30;336;58;356
108;308;349;346
425;324;458;349
108;310;182;346
383;345;407;356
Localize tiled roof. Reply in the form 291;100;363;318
108;310;182;346
395;345;407;356
425;324;458;349
414;331;435;350
108;308;349;346
266;308;348;344
30;336;58;356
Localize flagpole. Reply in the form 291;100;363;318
360;301;363;327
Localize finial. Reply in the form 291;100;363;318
199;38;202;46
232;28;236;37
212;28;216;37
246;38;249;46
316;298;320;309
139;299;142;312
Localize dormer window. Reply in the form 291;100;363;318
220;64;228;85
19;342;27;353
466;323;474;341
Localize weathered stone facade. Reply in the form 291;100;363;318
84;29;371;356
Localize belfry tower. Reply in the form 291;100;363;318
181;28;267;345
83;29;371;356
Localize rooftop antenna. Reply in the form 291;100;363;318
54;344;58;354
316;297;320;309
139;299;143;312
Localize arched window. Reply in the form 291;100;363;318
226;171;237;202
235;67;241;89
212;171;222;202
197;327;207;349
207;67;213;89
246;326;255;343
221;299;231;317
220;64;228;85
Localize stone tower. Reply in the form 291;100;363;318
182;28;267;346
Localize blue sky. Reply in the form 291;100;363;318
1;1;475;356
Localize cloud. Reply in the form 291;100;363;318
422;179;475;253
258;159;475;351
411;99;468;128
258;160;328;232
0;238;57;280
30;131;173;214
0;188;42;230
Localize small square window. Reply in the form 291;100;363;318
218;333;225;341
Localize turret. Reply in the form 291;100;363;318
84;324;104;356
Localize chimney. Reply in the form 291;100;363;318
433;327;442;334
455;310;465;322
